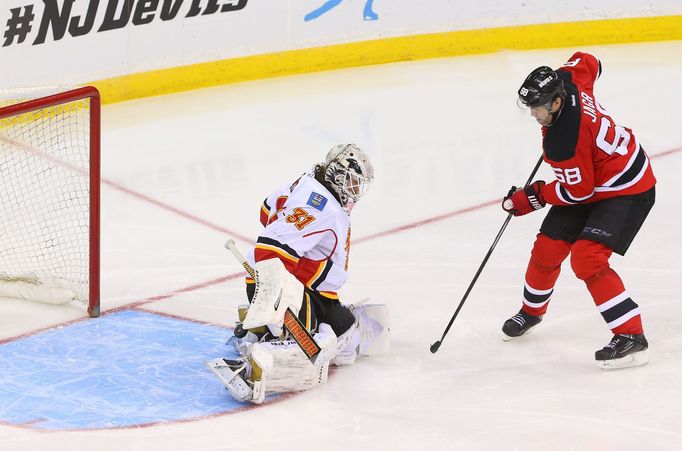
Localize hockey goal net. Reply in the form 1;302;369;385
0;86;100;317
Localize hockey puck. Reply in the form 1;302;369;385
233;323;247;338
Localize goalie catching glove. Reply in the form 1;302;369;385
502;181;546;216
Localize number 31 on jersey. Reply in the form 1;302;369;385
285;207;316;230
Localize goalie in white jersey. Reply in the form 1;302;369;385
208;144;389;404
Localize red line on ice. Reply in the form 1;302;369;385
96;146;681;312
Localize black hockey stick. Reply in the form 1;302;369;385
430;155;544;353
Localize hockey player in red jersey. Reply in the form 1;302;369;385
501;52;656;369
208;144;390;403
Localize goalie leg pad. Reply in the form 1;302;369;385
247;324;337;400
352;304;390;356
248;347;272;404
331;321;360;366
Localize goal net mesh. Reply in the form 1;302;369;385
0;87;97;311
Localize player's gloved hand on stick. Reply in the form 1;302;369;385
502;181;546;216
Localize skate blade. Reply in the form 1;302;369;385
501;325;537;342
597;350;649;370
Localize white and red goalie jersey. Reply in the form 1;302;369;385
539;52;656;206
246;172;351;300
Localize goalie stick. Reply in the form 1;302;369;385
225;239;322;364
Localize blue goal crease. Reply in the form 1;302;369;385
0;310;261;430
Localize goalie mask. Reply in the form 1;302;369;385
323;144;374;211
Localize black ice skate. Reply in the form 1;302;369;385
595;334;649;370
502;309;543;341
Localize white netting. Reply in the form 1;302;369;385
0;86;76;107
0;87;92;305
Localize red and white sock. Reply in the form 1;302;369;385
521;234;571;317
572;240;643;335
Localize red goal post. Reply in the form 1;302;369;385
0;86;100;317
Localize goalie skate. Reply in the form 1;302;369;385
206;358;253;402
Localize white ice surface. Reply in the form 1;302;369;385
1;41;682;450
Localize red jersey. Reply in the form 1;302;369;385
539;52;656;206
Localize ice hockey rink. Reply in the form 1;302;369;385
2;41;682;450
